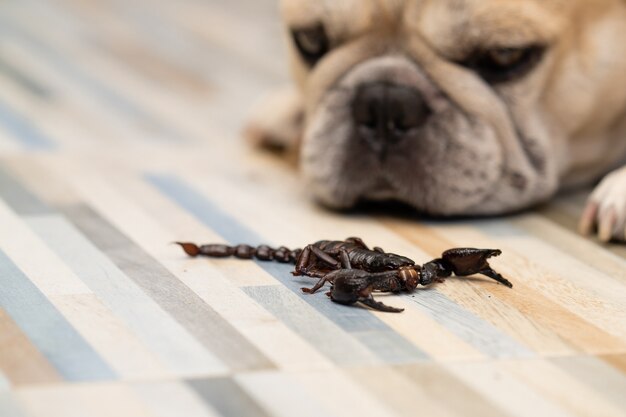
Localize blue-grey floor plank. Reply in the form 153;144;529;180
0;97;54;150
408;289;534;359
187;377;271;417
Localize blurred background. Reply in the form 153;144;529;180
0;0;288;152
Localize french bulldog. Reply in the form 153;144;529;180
247;0;626;241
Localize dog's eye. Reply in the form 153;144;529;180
489;48;526;67
462;45;546;84
291;25;330;67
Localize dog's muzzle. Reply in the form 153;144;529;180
352;82;431;160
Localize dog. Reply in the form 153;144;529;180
247;0;626;241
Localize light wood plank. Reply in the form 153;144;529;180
16;383;158;417
0;308;61;386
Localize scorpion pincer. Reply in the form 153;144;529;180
300;245;511;312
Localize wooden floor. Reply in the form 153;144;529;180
1;1;626;416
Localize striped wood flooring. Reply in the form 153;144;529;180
1;1;625;416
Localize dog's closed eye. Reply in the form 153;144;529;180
291;24;330;67
460;45;547;84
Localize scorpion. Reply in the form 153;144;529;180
176;237;512;313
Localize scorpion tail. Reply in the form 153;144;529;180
175;241;301;263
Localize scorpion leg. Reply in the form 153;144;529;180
293;245;313;276
345;237;370;250
359;295;404;313
294;245;334;275
339;249;351;269
301;276;331;294
309;246;341;269
302;269;343;294
353;240;388;255
304;269;328;278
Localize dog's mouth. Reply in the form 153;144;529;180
364;176;398;200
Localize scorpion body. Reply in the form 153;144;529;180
292;237;415;277
176;237;512;313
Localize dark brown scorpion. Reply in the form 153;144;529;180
176;237;512;313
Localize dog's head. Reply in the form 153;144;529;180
282;0;626;215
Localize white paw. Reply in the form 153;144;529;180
579;167;626;242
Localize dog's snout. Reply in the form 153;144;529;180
352;82;430;155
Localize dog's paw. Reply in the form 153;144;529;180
243;86;303;153
579;166;626;242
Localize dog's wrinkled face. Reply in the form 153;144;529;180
282;0;626;215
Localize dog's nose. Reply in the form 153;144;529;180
352;82;430;155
